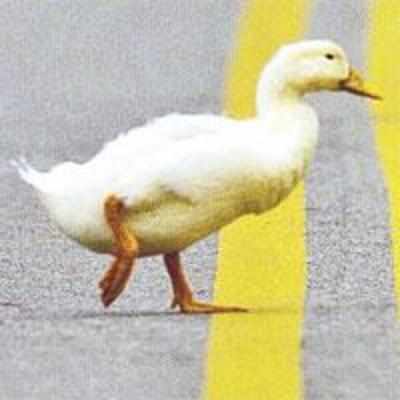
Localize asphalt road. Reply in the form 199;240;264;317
0;2;242;399
305;1;400;399
1;1;400;400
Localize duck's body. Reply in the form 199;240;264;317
15;40;380;312
22;106;318;256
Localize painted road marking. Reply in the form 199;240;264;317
369;1;400;314
303;1;400;398
204;1;310;399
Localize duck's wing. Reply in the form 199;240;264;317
89;113;237;165
112;127;256;212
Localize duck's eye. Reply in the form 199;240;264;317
325;53;335;60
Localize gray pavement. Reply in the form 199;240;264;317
304;1;400;399
0;2;241;399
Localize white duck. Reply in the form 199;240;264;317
15;40;380;313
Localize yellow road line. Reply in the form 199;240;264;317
368;2;400;313
204;1;310;399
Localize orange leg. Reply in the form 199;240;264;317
164;252;248;314
99;194;139;307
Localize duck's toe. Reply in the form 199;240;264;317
179;299;248;314
99;255;135;308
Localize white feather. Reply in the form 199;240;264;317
12;157;46;191
16;40;360;257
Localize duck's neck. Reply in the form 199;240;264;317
256;65;304;117
254;64;319;169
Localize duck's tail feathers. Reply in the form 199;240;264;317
11;157;50;194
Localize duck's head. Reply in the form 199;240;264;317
257;40;381;112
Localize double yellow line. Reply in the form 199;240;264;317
204;1;400;399
204;1;310;399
